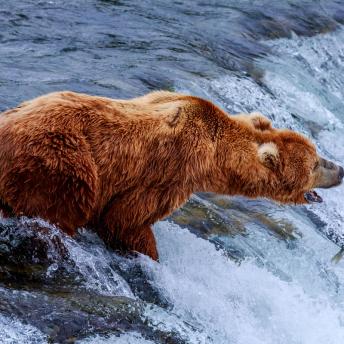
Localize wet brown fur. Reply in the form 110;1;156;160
0;91;324;260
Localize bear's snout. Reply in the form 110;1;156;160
314;157;344;189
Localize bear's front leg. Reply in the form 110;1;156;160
118;224;159;261
97;222;159;261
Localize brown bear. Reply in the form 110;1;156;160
0;91;342;260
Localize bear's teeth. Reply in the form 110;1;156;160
304;190;323;203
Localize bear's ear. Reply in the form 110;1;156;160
235;112;273;131
258;142;279;169
250;112;273;131
155;101;184;128
166;106;182;128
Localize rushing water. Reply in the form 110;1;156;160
1;1;344;343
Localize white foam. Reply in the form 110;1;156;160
142;222;344;344
0;314;47;344
64;230;134;298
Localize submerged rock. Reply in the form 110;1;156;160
0;217;82;288
0;286;186;343
0;218;190;343
171;196;246;238
171;194;299;241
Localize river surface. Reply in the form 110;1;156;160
1;1;344;343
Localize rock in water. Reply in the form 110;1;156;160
0;217;78;286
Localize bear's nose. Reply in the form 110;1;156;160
338;166;344;182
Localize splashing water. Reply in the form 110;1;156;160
139;222;344;344
64;230;134;297
0;315;47;344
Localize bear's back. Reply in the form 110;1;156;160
0;90;194;131
0;91;114;128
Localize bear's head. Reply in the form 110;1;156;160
213;115;344;204
256;129;343;204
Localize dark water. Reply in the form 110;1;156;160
1;0;343;107
1;1;344;343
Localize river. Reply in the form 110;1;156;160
0;1;344;343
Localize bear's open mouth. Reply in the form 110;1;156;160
304;190;323;203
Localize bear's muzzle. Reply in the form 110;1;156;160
305;157;343;203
